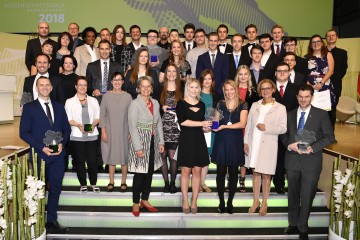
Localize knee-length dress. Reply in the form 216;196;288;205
99;92;132;165
212;101;248;166
162;91;181;150
176;99;209;167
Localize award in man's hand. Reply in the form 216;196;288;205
43;130;63;153
205;107;224;130
295;129;316;153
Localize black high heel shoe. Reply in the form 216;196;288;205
218;203;226;213
227;204;234;214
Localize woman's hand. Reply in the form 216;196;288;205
213;125;226;132
159;144;164;153
135;150;144;158
256;123;266;131
244;143;249;155
313;82;323;91
202;126;212;133
101;132;107;142
162;105;169;113
202;121;213;128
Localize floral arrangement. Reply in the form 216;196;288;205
330;157;359;239
0;150;45;239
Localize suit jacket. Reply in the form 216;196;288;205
228;52;251;80
294;55;308;77
271;43;286;57
19;99;71;162
250;68;267;87
182;41;197;51
20;75;65;106
273;82;299;112
196;51;229;98
74;45;99;76
86;59;122;102
329;47;348;98
282;106;335;172
240;43;253;63
217;43;233;54
128;42;145;55
25;37;57;71
262;52;281;80
72;37;84;52
291;71;306;86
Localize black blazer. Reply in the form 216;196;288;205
86;60;122;102
262;52;281;80
271;43;286;57
72;37;84;52
329;47;348;98
182;41;197;51
240;43;254;64
228;53;251;80
250;68;267;87
294;55;308;77
273;82;299;112
25;38;57;71
291;71;306;86
127;42;145;55
217;43;233;54
244;88;259;110
20;75;65;106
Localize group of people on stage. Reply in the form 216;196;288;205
20;20;347;239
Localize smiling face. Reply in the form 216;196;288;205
260;81;275;100
184;28;194;42
75;79;88;94
284;54;296;70
38;22;49;38
271;27;284;42
159;27;169;41
100;29;111;41
147;32;158;46
68;23;79;38
217;27;228;42
115;27;124;42
284;40;296;53
275;65;290;83
169;31;179;43
311;36;323;51
237;68;250;84
224;83;236;100
138;50;149;66
35;55;50;74
84;31;96;46
250;48;263;63
99;42;111;60
297;90;313;109
166;65;177;81
36;77;52;99
202;74;213;89
187;81;200;99
232;35;243;52
60;35;70;47
171;41;181;56
194;31;205;45
138;79;153;97
246;27;257;42
111;74;124;90
130;27;141;41
208;35;219;51
63;57;75;72
41;43;53;56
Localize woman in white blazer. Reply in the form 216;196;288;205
65;76;100;193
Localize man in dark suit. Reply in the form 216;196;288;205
182;23;197;53
271;25;286;57
259;33;281;80
241;24;258;63
284;37;308;77
272;62;299;195
68;22;83;52
228;33;251;80
217;24;233;54
282;84;335;240
249;45;266;87
21;54;65;106
86;40;122;104
25;22;57;72
326;29;348;105
196;32;229;99
20;77;71;234
284;52;307;86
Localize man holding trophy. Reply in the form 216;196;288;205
20;76;71;234
281;84;335;240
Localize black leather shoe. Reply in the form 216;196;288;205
275;187;286;194
227;204;234;214
284;225;299;235
46;221;69;234
218;203;225;213
299;231;309;240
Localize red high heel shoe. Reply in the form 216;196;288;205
132;204;140;217
140;201;159;212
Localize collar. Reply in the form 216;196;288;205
36;72;49;78
276;81;288;89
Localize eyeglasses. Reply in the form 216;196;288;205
260;87;273;91
276;70;289;73
311;40;322;44
113;79;123;82
147;35;157;39
77;84;87;87
139;85;152;89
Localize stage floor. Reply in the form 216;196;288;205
1;117;359;159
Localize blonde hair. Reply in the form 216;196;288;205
222;80;243;109
184;78;201;100
257;79;276;96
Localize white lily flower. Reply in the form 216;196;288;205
348;200;354;207
344;210;352;218
0;218;6;229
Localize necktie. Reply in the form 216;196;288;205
235;55;239;68
297;112;306;131
249;43;255;47
219;44;225;47
187;44;191;51
211;54;215;68
279;85;284;97
276;44;280;55
44;102;54;127
102;61;108;93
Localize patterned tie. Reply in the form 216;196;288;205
279;85;284;97
297;112;306;131
44;102;54;127
276;44;280;55
235;55;239;69
211;54;215;68
102;61;108;93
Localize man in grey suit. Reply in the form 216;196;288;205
282;84;335;240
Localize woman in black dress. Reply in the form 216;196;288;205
176;79;212;214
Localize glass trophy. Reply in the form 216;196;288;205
43;130;63;153
84;124;93;132
295;129;316;153
205;107;224;130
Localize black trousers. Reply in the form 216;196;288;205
216;165;239;206
71;140;98;186
132;137;155;204
273;141;286;189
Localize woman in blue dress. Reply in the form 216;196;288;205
212;80;248;214
306;34;336;128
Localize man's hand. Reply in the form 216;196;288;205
92;89;101;97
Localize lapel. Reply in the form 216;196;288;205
303;107;315;130
137;95;154;120
35;99;53;129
